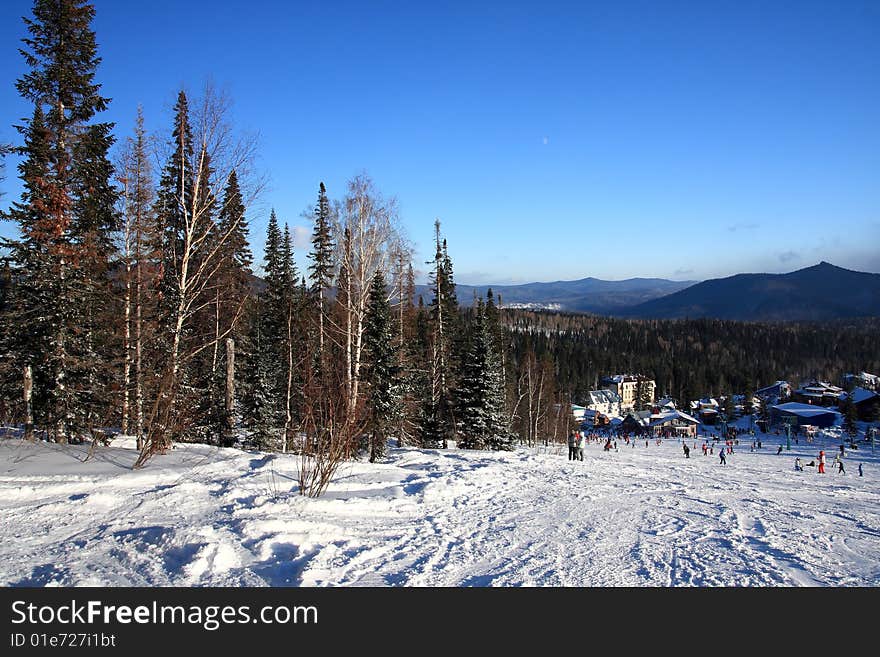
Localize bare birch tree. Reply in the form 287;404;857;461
135;84;262;468
332;174;402;427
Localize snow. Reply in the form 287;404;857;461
774;402;841;417
1;429;878;587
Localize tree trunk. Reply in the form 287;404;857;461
283;306;294;453
24;365;34;442
135;250;144;451
223;338;235;447
122;210;132;435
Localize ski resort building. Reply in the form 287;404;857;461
843;387;880;421
755;381;791;404
600;374;655;411
793;380;844;407
770;402;840;429
841;372;879;392
647;410;700;438
583;389;623;417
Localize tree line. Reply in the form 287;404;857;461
0;1;519;495
502;310;880;411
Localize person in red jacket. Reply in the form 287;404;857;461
818;450;826;474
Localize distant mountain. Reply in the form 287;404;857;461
414;277;696;314
618;262;880;321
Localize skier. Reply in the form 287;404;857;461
577;431;586;461
719;447;726;465
776;445;783;455
568;430;577;461
818;450;826;474
795;457;803;472
683;443;690;459
859;463;863;477
836;454;845;475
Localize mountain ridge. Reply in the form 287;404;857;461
615;262;880;320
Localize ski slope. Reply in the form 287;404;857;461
0;429;877;587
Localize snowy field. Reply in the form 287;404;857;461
1;428;878;587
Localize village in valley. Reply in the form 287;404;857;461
570;371;880;448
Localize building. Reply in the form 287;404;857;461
620;410;652;435
693;398;720;425
793;380;844;407
579;409;611;428
600;374;655;411
647;409;700;438
755;381;792;404
841;372;879;392
771;402;840;429
655;397;677;412
583;389;622;417
571;405;587;423
843;387;880;421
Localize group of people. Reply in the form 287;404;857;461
568;430;585;461
794;449;863;476
568;429;868;478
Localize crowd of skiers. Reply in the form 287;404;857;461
567;428;866;477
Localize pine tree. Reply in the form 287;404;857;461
202;170;252;446
241;299;274;449
5;0;118;441
455;300;511;450
257;209;285;435
362;270;401;462
279;222;302;447
743;388;754;418
723;392;735;421
307;182;334;360
153;91;194;372
843;394;858;438
419;220;457;448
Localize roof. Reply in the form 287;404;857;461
849;387;879;404
648;410;700;427
587;390;621;406
773;402;841;418
798;381;843;394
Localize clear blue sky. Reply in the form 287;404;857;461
1;0;878;284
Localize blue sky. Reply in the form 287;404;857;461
1;0;878;284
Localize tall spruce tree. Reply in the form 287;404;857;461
200;169;252;446
418;220;457;448
455;300;511;450
307;182;334;360
153;91;194;373
362;270;401;462
257;209;285;434
843;394;858;438
4;0;118;441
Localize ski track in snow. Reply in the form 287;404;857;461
1;431;878;587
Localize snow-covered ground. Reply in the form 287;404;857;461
1;427;878;587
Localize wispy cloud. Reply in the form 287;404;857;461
728;222;758;232
673;268;694;276
292;225;311;249
779;250;800;263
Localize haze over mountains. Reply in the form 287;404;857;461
415;278;695;315
430;262;880;321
